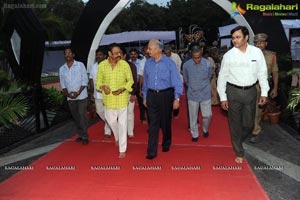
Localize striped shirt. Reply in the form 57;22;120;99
96;59;133;109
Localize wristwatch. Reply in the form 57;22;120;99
175;98;180;102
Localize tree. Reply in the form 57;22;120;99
108;0;234;35
27;0;84;40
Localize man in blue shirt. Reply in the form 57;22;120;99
142;39;183;159
183;45;213;142
59;47;89;145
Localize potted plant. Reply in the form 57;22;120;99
265;99;281;124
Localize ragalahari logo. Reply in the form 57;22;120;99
230;2;246;18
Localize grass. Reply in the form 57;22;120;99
41;76;59;84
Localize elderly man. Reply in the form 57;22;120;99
183;45;213;142
142;39;183;159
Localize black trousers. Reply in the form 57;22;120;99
68;98;89;139
226;84;257;157
137;82;147;121
146;89;173;156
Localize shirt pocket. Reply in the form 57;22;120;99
249;58;259;76
200;67;209;79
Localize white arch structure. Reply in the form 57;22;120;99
87;0;254;71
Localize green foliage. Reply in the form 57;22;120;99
0;71;29;128
288;87;300;111
27;0;84;40
0;92;29;128
2;0;235;41
43;87;65;106
287;68;300;76
108;0;233;34
40;14;65;41
41;76;60;84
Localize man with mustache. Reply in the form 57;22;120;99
96;43;134;158
59;47;89;145
251;33;279;143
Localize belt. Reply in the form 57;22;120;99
148;88;172;93
227;82;256;90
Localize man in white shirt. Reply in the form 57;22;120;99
129;48;147;124
89;47;112;138
164;45;182;74
217;26;269;164
138;45;150;98
59;47;89;145
164;45;182;119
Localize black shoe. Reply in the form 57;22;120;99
203;132;209;138
75;137;82;142
250;135;258;143
162;147;170;152
192;137;198;142
146;155;156;160
82;139;89;145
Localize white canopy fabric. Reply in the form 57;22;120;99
99;31;176;45
218;24;238;37
45;31;176;47
281;19;300;41
281;19;300;29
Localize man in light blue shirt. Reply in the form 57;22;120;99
59;47;89;145
183;45;213;142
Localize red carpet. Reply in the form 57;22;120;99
0;98;269;200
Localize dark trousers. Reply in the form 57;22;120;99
226;84;257;157
137;83;147;121
146;89;173;156
173;108;179;117
68;98;89;139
